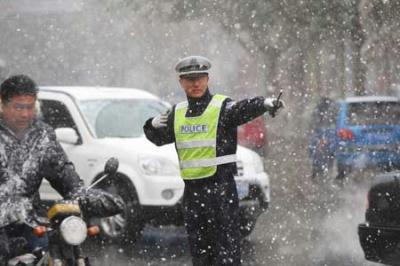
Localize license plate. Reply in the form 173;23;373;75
236;181;249;200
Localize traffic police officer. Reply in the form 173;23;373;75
143;56;284;265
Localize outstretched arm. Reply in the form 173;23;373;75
222;97;268;127
223;94;285;127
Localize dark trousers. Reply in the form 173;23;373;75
183;177;241;266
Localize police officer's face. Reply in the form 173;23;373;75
2;95;36;135
179;75;209;98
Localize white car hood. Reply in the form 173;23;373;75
97;136;179;161
96;136;258;172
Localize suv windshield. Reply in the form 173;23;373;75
78;99;168;138
347;101;400;125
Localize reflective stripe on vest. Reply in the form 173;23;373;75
174;94;237;179
176;139;216;149
179;154;237;169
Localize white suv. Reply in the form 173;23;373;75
38;86;270;243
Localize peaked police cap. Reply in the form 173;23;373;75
175;56;211;78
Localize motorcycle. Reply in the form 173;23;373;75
5;157;121;266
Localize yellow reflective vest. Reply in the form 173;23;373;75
174;94;237;180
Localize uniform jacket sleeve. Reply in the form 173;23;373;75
39;128;84;199
222;96;268;127
143;107;175;146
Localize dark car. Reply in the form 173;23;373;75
358;171;400;265
309;96;400;181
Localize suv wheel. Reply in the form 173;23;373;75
95;174;144;247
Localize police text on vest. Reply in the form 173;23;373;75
180;125;208;134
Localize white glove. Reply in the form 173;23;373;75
151;113;168;128
264;97;285;117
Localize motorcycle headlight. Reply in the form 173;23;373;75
138;155;179;176
60;216;87;245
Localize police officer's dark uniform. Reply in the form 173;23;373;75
144;56;283;265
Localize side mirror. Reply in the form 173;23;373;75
55;127;79;145
104;157;119;175
86;158;119;191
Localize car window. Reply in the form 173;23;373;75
39;99;77;130
347;101;400;125
78;99;168;138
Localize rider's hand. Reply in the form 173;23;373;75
264;97;285;117
151;114;168;128
79;189;125;218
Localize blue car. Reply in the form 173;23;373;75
309;96;400;180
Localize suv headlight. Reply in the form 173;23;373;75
60;216;87;245
138;155;179;176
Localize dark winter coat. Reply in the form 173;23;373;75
0;117;126;225
0;116;125;263
0;118;84;227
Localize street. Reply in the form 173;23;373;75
89;143;379;266
0;1;399;265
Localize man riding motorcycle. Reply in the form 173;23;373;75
0;74;124;263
